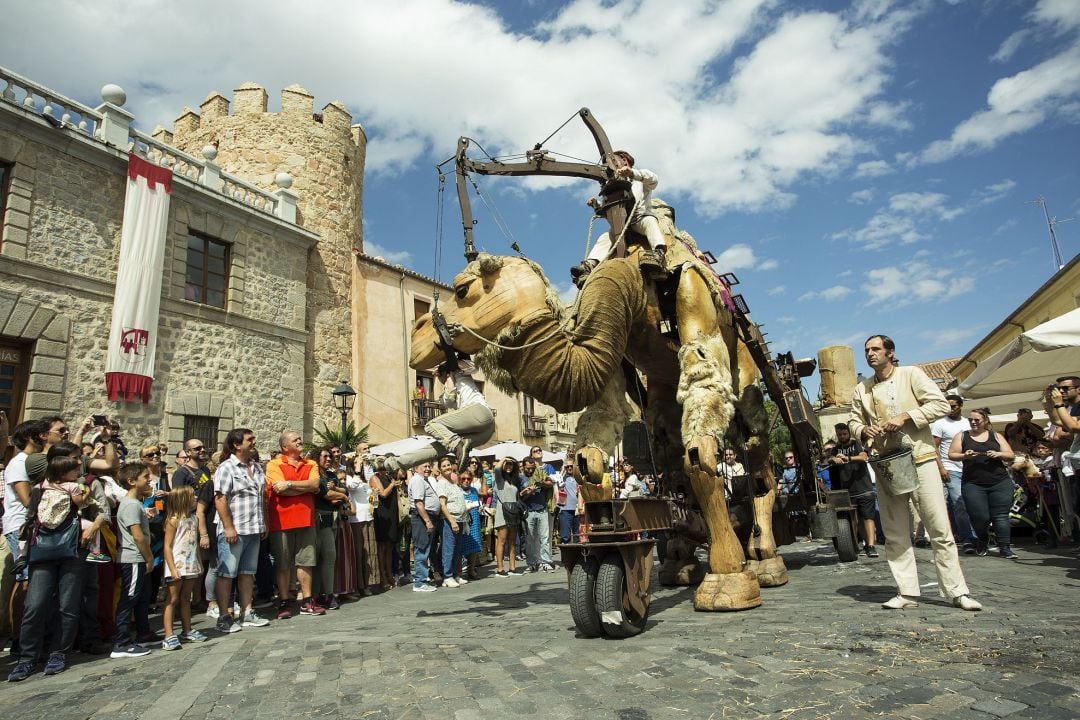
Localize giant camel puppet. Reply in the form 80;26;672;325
410;204;790;611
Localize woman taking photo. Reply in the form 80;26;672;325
948;407;1018;559
370;460;404;590
492;456;523;577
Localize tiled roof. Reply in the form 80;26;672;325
914;357;962;386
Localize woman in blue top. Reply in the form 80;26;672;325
458;469;483;579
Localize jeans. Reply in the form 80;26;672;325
962;477;1014;548
19;556;84;662
411;512;442;587
441;518;464;578
78;553;102;646
558;509;579;544
114;562;151;648
314;517;338;596
525;509;552;567
944;470;976;544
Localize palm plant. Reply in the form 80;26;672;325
306;420;369;453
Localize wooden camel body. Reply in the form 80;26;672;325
410;237;787;611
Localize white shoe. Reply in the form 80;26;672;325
453;576;468;585
952;595;982;611
443;577;460;588
206;605;220;619
882;594;918;609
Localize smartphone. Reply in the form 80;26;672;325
92;414;107;426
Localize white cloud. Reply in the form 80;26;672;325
832;187;979;249
919;24;1080;164
767;285;787;296
848;188;875;204
854;160;892;178
992;29;1031;63
775;315;796;323
864;260;975;305
758;258;779;270
973;179;1016;205
363;241;413;267
798;285;851;301
0;0;929;217
888;191;963;220
553;281;578;307
715;243;776;272
919;326;983;348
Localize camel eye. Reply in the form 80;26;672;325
455;285;468;299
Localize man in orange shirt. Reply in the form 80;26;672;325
265;431;325;619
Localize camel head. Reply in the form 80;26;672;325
410;253;563;370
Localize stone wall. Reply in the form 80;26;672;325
0;105;315;451
166;83;365;439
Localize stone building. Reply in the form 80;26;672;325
0;67;573;453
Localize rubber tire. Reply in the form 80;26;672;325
569;557;604;638
594;554;649;638
833;515;859;563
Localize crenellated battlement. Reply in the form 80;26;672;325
171;82;364;148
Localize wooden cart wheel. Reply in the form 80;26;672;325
594;554;649;638
569;557;605;638
833;514;859;563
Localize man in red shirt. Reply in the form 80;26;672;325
265;431;325;618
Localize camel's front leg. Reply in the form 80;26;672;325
573;370;632;502
675;269;761;611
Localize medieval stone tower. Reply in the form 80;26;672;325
158;82;366;436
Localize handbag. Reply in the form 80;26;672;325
397;487;411;523
28;513;80;564
500;501;523;525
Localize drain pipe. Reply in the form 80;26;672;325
399;271;411;436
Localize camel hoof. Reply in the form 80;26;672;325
746;556;789;587
659;561;705;587
693;571;761;611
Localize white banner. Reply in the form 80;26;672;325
105;153;172;403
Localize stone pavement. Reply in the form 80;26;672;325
3;539;1079;719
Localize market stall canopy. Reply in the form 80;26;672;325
471;440;564;464
369;435;435;457
955;307;1080;403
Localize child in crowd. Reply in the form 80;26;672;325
161;485;207;649
111;462;154;659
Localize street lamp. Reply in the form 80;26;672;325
331;379;356;444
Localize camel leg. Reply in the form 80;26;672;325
734;361;788;587
675;269;760;611
647;377;706;586
573;371;632;502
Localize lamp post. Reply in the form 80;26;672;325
331;379;356;445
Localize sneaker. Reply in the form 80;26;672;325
412;583;437;593
215;616;242;634
952;595;983;611
999;547;1019;560
85;551;111;563
162;635;181;651
962;543;977;555
506;568;523;576
111;644;151;659
206;605;220;619
453;576;468;585
541;563;557;572
43;652;66;675
495;570;509;578
864;545;879;558
975;543;989;557
299;597;326;616
80;640;109;655
523;565;539;574
914;537;931;549
232;602;242;616
7;661;35;681
242;610;270;627
443;577;460;588
276;600;293;620
136;631;163;644
180;630;208;643
319;594;340;611
881;594;918;610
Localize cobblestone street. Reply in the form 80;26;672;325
4;539;1078;720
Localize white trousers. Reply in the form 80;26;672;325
878;460;970;599
587;214;666;263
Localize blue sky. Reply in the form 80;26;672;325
5;0;1079;394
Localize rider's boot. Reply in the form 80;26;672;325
570;259;598;288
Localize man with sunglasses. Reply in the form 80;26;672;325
1045;377;1080;479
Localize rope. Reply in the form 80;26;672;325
469;175;521;254
534;110;585;151
433;172;446;283
451;319;567;352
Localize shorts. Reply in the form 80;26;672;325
851;492;877;518
215;529;261;578
269;526;317;570
5;530;27;582
164;574;200;584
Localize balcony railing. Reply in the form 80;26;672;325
522;414;547;438
412;399;444;428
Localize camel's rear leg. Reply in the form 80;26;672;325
676;269;760;611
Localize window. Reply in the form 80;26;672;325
0;162;12;239
0;340;30;445
413;298;430;321
522;395;546;438
185;232;229;308
416;371;434;399
183;415;219;455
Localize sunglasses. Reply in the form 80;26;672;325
55;427;70;435
143;451;161;458
189;445;205;452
